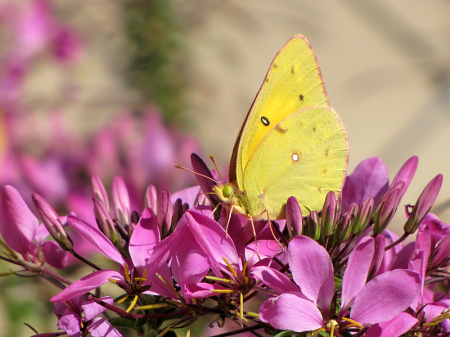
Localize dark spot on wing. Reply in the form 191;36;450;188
265;77;269;83
299;94;304;101
312;126;317;132
275;124;287;133
273;63;278;69
325;149;329;156
291;66;295;74
261;116;270;126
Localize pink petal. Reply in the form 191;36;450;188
351;269;420;324
67;216;125;265
289;236;334;309
364;312;418;337
186;282;233;299
88;317;122;337
129;208;160;270
341;158;389;212
259;294;324;332
252;266;301;295
0;185;39;259
51;270;123;302
170;231;210;292
82;296;113;321
341;237;374;311
185;211;240;276
170;185;202;208
42;240;68;269
57;309;81;336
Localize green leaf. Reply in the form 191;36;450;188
109;317;140;330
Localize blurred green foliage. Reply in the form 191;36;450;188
125;0;186;123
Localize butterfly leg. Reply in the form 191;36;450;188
264;210;284;249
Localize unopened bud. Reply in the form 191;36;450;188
171;198;183;231
94;198;118;245
321;191;337;237
353;198;374;235
305;211;320;241
112;176;130;226
191;153;220;207
335;212;352;243
373;188;400;235
91;174;110;212
390;156;418;201
404;174;443;235
145;185;158;213
32;193;72;251
286;196;302;237
158;190;173;236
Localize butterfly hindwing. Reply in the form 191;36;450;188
241;106;348;219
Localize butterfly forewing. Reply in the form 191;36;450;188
232;34;330;188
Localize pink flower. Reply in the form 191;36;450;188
259;236;420;334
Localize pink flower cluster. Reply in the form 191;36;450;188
0;154;449;337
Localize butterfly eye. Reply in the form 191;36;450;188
222;185;233;198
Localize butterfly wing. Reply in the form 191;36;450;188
230;34;330;187
241;106;348;219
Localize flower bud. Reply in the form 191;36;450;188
190;153;220;207
373;188;400;235
352;197;374;235
404;174;443;235
145;184;158;213
335;212;352;243
32;193;73;251
286;196;302;237
171;198;183;231
321;191;337;237
112;176;130;226
91;174;110;212
94;198;118;245
390;156;418;200
158;190;173;236
305;211;320;241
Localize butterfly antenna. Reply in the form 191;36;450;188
175;164;219;183
209;155;224;183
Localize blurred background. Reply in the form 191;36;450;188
1;0;450;335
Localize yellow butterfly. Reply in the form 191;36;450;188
210;34;349;221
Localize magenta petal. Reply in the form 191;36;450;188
186;282;229;299
87;317;122;337
259;294;324;332
170;185;202;209
0;185;39;259
288;236;334;309
42;240;68;269
57;309;81;336
129;208;160;270
82;296;113;322
252;266;301;295
341;237;374;311
51;270;123;302
67;216;125;265
185;211;240;274
351;269;420;324
341;157;389;212
364;312;418;337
